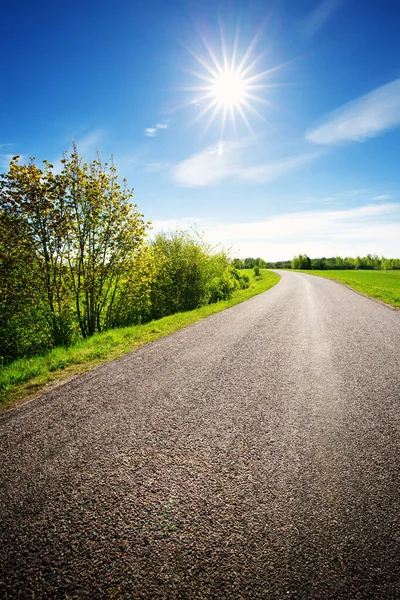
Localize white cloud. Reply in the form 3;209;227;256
152;203;400;261
173;142;238;187
143;161;170;173
0;153;17;168
0;144;25;169
306;78;400;145
145;128;157;137
151;217;216;234
238;154;316;185
74;129;104;157
130;158;171;173
372;194;393;201
48;130;105;173
145;122;168;137
298;189;390;206
303;0;344;36
173;142;315;187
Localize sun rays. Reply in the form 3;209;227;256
180;26;286;137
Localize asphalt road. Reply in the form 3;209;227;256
0;271;399;599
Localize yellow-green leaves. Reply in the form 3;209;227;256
0;146;150;359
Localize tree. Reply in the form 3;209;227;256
231;258;244;269
1;156;74;348
244;257;256;269
150;230;213;317
61;145;149;337
108;245;159;327
291;254;311;269
149;231;242;318
0;147;150;355
311;257;326;269
0;206;50;359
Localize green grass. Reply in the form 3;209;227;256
299;269;400;309
0;269;279;410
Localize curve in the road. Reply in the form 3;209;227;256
0;271;399;599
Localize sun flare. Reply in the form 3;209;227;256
212;69;246;107
181;26;285;135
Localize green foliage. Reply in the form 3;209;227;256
253;265;260;277
0;270;280;409
207;270;237;303
231;257;244;269
232;257;268;270
381;257;400;270
231;268;249;289
0;150;255;366
149;231;247;318
150;230;210;316
0;149;148;361
268;254;400;271
109;245;158;328
244;257;256;269
1;157;76;355
291;254;311;269
60;145;148;337
271;260;291;269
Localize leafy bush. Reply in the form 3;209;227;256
291;254;311;269
231;268;249;289
0;150;251;364
149;231;246;317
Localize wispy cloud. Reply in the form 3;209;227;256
73;129;104;157
145;128;157;137
0;144;25;169
298;188;376;206
306;78;400;145
130;158;171;173
153;202;400;260
238;154;316;185
48;130;105;173
145;122;168;137
302;0;344;37
372;194;393;201
173;142;238;187
173;141;315;187
0;153;16;168
151;216;216;233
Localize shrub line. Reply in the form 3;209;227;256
0;270;280;411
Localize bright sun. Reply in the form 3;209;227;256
181;26;284;135
212;70;246;107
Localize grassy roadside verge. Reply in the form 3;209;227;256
298;269;400;309
0;270;280;411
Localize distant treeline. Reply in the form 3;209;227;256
0;148;249;363
231;257;268;269
232;254;400;270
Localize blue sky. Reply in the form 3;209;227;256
1;0;399;260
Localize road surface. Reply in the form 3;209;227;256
0;271;399;599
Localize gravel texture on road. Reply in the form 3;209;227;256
0;271;399;599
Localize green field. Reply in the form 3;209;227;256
300;270;400;309
0;269;279;411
